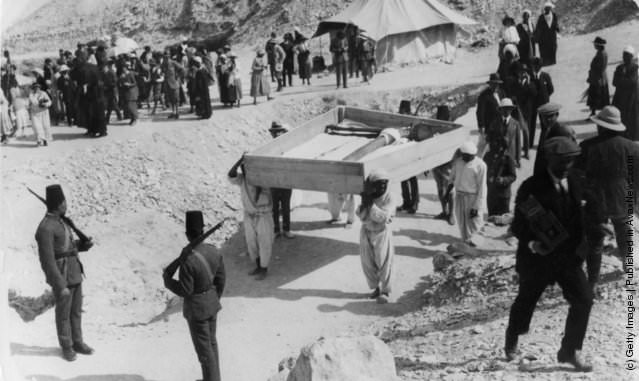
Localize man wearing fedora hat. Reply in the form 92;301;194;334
35;185;94;361
586;37;610;117
164;211;225;381
487;98;522;167
576;105;639;281
612;45;639;141
476;73;505;156
269;122;295;239
506;136;593;372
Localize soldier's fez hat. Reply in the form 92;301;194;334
593;37;606;46
186;210;204;236
398;100;411;114
46;184;65;210
487;73;503;84
543;136;581;159
269;121;287;132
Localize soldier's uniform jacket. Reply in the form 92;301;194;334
165;243;226;321
35;213;84;294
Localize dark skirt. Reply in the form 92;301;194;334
587;80;610;110
219;72;231;103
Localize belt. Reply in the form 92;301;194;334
55;250;78;260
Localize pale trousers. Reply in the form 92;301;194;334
244;212;274;267
359;227;394;294
327;193;356;222
454;191;484;243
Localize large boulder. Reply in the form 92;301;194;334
286;336;399;381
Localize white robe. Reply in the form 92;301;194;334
327;193;356;223
229;173;274;267
356;191;394;294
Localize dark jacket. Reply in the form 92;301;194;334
612;62;639;141
532;70;554;107
577;133;639;219
330;36;349;63
487;116;521;165
164;243;225;321
587;49;610;110
534;12;560;65
35;213;84;294
119;71;139;101
516;22;535;63
476;87;504;133
485;150;517;198
511;171;585;276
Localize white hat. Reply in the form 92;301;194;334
544;2;555;8
193;56;203;64
590;105;626;132
623;45;636;55
460;141;478;155
498;98;515;109
58;64;70;72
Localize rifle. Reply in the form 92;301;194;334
27;187;91;243
163;219;226;277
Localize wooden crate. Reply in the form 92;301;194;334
244;106;470;194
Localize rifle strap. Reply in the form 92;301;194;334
192;250;214;287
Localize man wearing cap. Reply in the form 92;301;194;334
228;155;274;280
163;211;225;381
487;98;522;167
530;57;555;147
576;105;639;281
533;119;577;176
445;141;487;246
476;73;505;156
269;122;295;238
506;136;593;372
35;185;94;361
586;37;610;117
612;46;639;141
534;2;560;66
357;169;395;304
535;101;561;149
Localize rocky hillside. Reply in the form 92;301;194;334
3;0;638;54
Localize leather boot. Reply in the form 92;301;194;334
504;328;518;362
248;258;261;276
557;348;593;372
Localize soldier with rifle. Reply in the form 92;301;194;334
163;212;226;381
33;184;94;362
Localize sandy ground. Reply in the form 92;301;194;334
1;19;638;381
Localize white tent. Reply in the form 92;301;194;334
313;0;477;66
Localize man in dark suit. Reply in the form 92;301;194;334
505;137;593;372
576;106;639;284
476;73;505;156
164;211;226;381
516;10;535;66
35;185;94;362
530;57;554;147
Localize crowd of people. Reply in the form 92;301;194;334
1;27;350;146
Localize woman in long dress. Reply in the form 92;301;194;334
296;37;312;85
227;54;242;107
586;37;610;116
250;49;273;105
0;89;13;144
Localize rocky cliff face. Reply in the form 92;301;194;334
2;0;637;54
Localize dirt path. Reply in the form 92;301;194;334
2;20;638;381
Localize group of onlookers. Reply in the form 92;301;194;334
329;26;377;89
